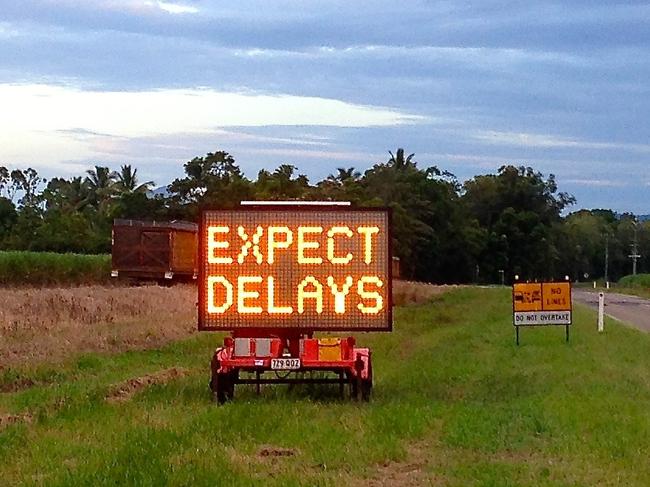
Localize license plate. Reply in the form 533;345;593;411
271;358;301;370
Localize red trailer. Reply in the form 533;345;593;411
111;219;198;282
198;203;392;403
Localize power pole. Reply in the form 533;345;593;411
629;220;641;276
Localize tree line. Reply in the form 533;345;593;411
0;149;647;283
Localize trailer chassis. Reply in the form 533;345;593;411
209;332;372;404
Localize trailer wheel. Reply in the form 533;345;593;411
360;378;372;401
210;372;231;404
352;355;373;401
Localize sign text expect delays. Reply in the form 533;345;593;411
512;281;572;344
198;206;392;332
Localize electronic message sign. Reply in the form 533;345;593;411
198;206;392;331
513;282;572;326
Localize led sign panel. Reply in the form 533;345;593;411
198;207;392;331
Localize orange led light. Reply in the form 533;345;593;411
298;275;324;314
357;226;379;264
268;276;293;314
207;226;232;264
327;226;353;264
207;275;233;313
327;276;353;314
237;225;264;264
267;226;293;263
237;276;263;314
297;226;323;264
357;276;383;314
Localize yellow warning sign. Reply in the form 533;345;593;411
542;282;571;311
513;283;543;312
512;281;572;327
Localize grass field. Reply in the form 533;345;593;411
1;287;650;485
0;251;111;286
0;284;196;366
613;274;650;299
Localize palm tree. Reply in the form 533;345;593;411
115;165;153;194
85;165;117;208
388;148;416;169
326;167;361;185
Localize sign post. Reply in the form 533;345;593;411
512;281;572;344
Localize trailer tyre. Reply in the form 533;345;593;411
352;356;373;401
210;372;231;404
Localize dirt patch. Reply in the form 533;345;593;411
0;284;197;367
106;367;189;402
367;442;444;486
393;281;454;306
0;376;35;393
0;412;33;430
258;446;299;458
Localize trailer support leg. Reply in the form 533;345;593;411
255;370;261;395
354;357;364;401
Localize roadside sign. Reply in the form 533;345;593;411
513;281;572;344
198;206;392;332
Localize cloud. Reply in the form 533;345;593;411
563;179;628;188
0;83;423;172
0;83;423;135
473;131;650;153
145;1;198;14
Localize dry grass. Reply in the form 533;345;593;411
0;281;449;368
0;412;33;431
0;284;196;367
392;280;454;306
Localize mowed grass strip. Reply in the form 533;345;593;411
0;251;111;286
1;287;650;485
612;274;650;299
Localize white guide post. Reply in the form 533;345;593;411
598;292;605;332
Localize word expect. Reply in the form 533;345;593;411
207;225;380;265
207;275;384;315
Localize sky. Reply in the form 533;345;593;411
0;0;648;213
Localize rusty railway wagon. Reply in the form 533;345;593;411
111;219;198;282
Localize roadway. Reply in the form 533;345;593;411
573;289;650;333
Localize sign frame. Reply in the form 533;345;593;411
197;204;393;333
512;281;572;344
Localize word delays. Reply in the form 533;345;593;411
198;206;392;331
513;282;572;326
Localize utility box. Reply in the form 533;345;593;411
111;219;198;281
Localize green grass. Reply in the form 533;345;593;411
0;251;110;286
613;274;650;299
618;273;650;288
1;288;650;485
